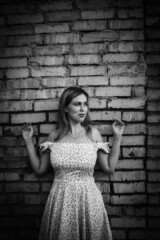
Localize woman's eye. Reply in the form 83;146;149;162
74;103;79;106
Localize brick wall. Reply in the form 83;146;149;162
146;0;160;239
0;0;159;239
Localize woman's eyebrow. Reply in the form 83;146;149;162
73;101;88;103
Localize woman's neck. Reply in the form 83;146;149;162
69;122;84;135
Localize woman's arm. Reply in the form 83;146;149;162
22;123;56;177
93;120;124;174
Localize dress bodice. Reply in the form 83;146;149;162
40;142;110;183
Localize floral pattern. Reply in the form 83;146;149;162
39;142;112;240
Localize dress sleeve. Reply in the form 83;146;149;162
97;142;110;154
40;141;54;152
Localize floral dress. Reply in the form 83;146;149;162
39;141;112;240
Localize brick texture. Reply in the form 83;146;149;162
0;0;159;239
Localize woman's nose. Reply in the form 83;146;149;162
80;104;85;111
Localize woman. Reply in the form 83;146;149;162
22;87;124;240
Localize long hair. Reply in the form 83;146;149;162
56;87;92;141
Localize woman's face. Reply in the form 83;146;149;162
66;94;88;124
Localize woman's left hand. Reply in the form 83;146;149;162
112;120;125;137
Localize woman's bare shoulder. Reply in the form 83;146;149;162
90;126;103;142
47;129;59;142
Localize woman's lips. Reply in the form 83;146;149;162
78;114;86;117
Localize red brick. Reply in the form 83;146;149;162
67;54;100;65
40;124;57;134
0;101;33;112
33;45;69;55
78;76;109;86
29;56;64;66
103;53;139;63
6;68;29;79
109;20;144;29
117;160;144;170
21;89;58;100
108;63;146;75
5;183;39;192
76;0;110;9
7;78;40;89
118;132;140;146
44;33;80;44
82;31;118;43
147;90;160;100
0;137;17;146
72;43;105;54
0;58;27;68
35;23;69;33
147;183;160;193
112;230;126;240
0;25;33;35
0;47;31;57
147;102;160;111
41;182;52;192
46;11;80;22
25;194;48;204
4;147;28;157
8;35;42;46
81;9;115;19
110;76;146;86
113;182;145;193
8;14;43;24
108;98;145;109
122;111;145;122
95;86;131;97
109;42;144;52
118;9;143;18
0;114;9;123
111;195;147;205
147;160;160;170
148;136;160;146
49;112;58;122
88;99;106;109
34;100;59;111
4;172;21;181
124;124;146;135
149;195;160;205
39;1;73;11
132;86;145;97
70;66;106;76
120;30;144;40
73;20;106;31
110;170;146;181
147;149;160;158
129;230;148;239
4;125;36;136
42;77;76;88
148;172;160;182
31;67;67;77
101;111;121;121
11;113;46;124
111;217;145;228
94;171;109;181
148;126;160;135
113;0;143;7
123;147;145;158
148;207;160;216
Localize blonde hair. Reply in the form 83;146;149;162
56;87;92;141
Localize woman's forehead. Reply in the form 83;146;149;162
71;94;87;102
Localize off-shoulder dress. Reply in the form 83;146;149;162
39;141;112;240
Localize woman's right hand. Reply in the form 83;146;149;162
22;123;33;143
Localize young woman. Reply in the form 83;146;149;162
22;87;124;240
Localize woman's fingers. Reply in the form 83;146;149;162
22;122;32;131
113;119;124;127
